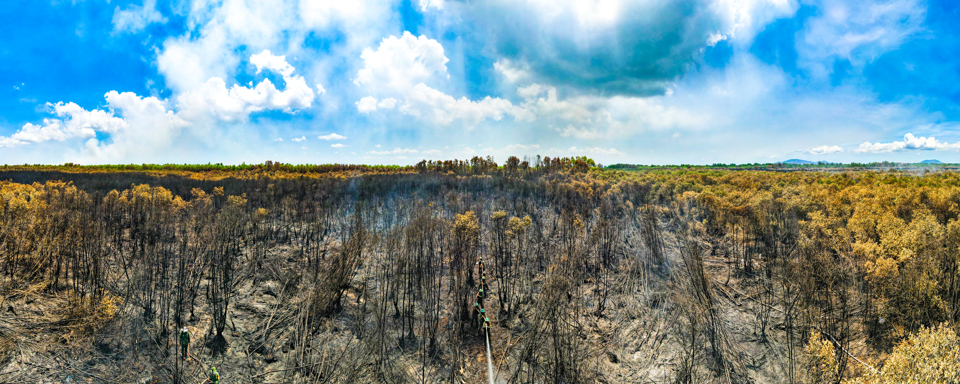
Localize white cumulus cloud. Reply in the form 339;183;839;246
419;0;445;11
356;96;379;113
0;102;128;147
318;133;347;140
250;50;295;77
809;145;843;155
0;137;23;148
2;50;315;161
83;91;189;162
331;143;346;148
354;32;450;92
293;136;306;142
400;84;532;126
154;0;392;95
355;33;531;128
299;0;383;30
377;98;397;109
176;50;314;122
856;133;960;153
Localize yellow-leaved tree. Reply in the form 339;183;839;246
844;324;960;384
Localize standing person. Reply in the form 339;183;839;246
208;367;220;384
179;326;190;359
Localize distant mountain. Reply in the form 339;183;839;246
919;159;943;164
782;159;815;165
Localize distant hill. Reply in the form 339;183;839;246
919;159;943;164
782;159;815;165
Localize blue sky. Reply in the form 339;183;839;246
2;0;960;165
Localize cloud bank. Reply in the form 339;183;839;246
856;133;960;153
1;50;315;162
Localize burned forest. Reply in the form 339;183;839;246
1;160;959;383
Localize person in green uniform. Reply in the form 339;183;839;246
179;326;190;359
208;367;220;384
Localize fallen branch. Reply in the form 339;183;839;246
713;277;878;373
250;361;325;379
55;352;123;384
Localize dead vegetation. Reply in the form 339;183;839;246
1;164;960;383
